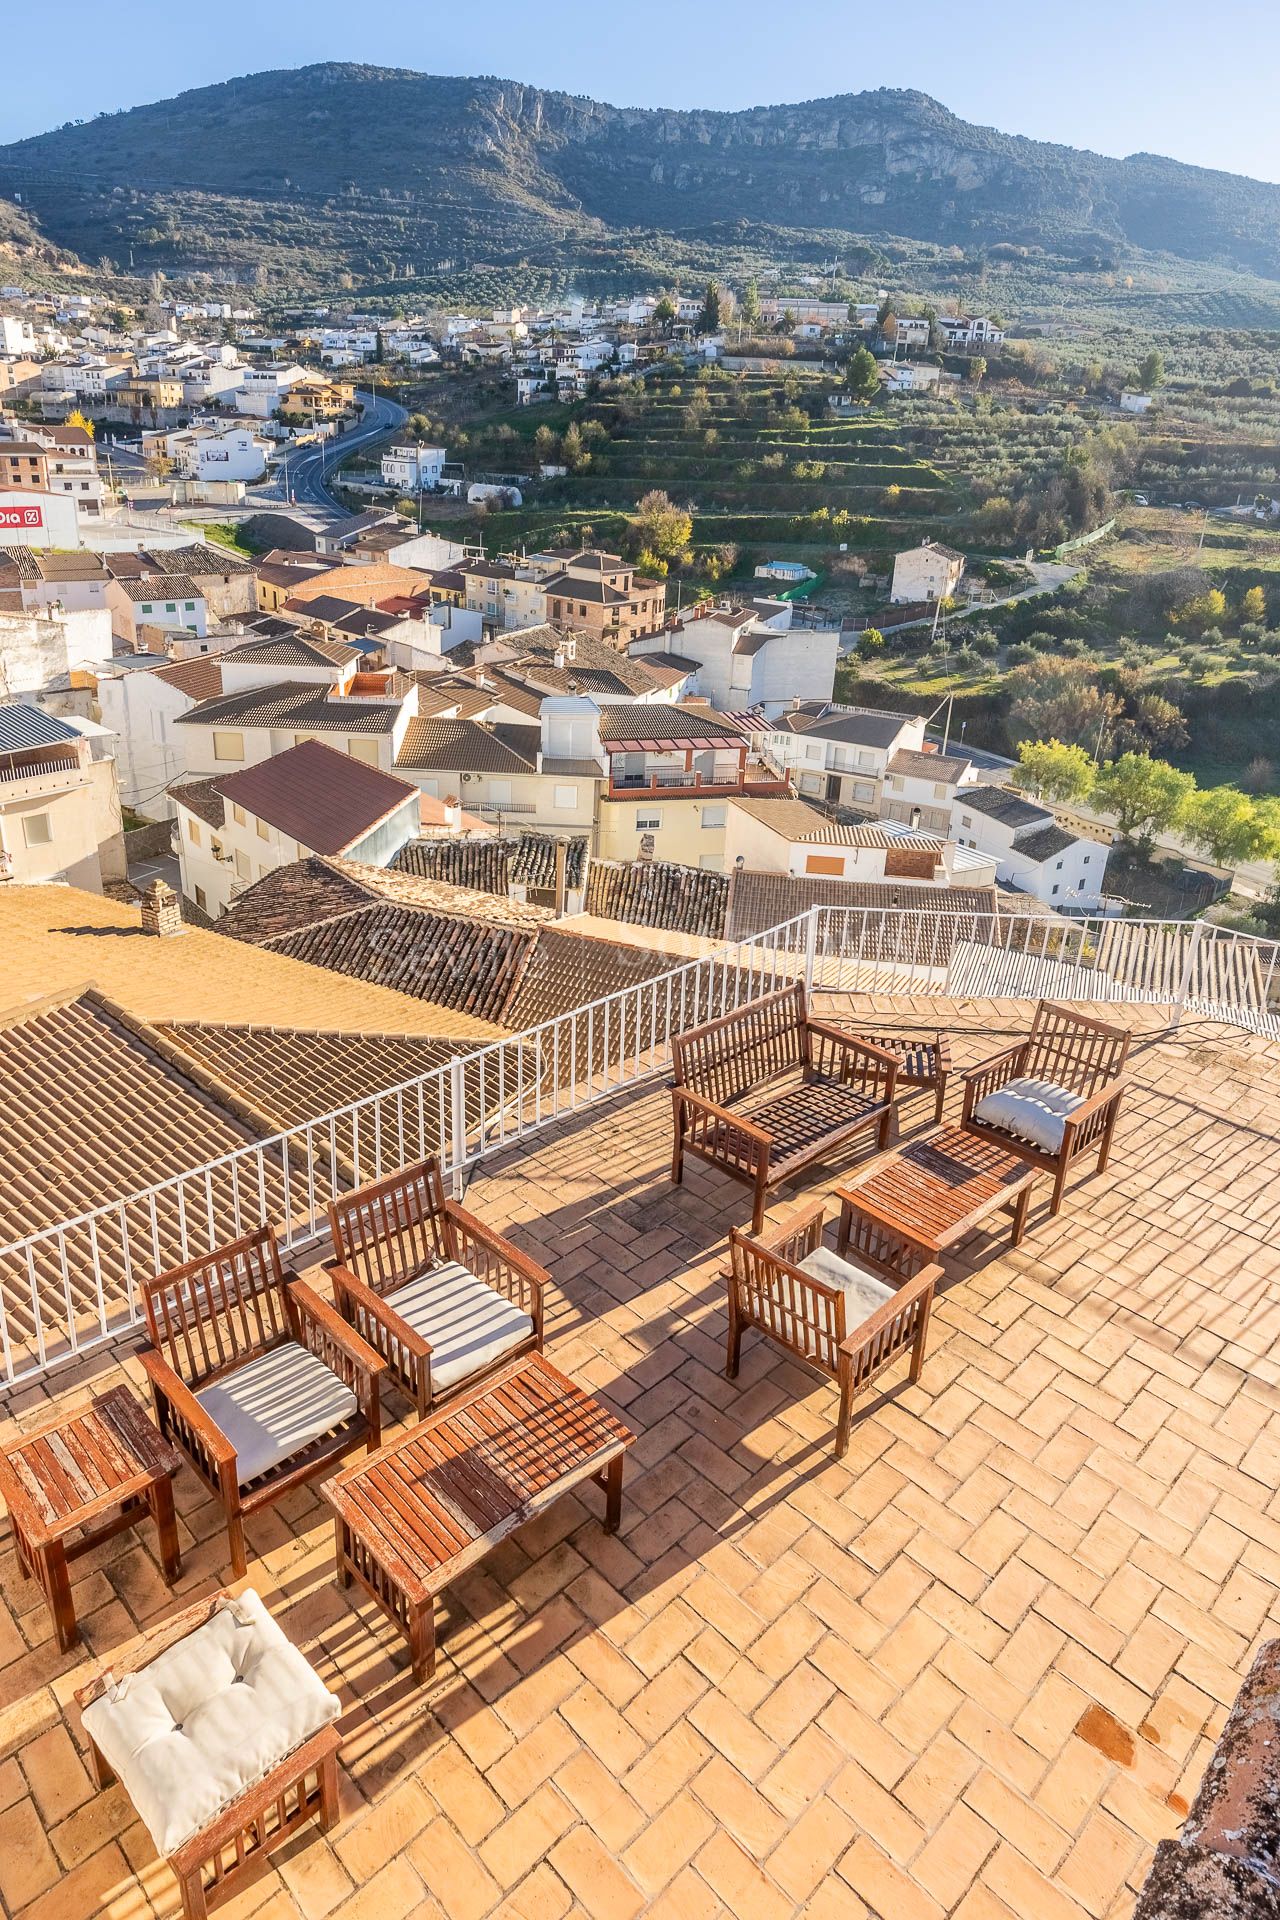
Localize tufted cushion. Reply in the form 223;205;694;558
197;1340;358;1487
974;1076;1086;1154
799;1246;895;1330
82;1590;339;1857
387;1259;534;1392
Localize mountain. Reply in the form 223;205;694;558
3;63;1280;289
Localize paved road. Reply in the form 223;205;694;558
274;390;408;512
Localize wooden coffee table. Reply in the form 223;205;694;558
0;1385;183;1651
322;1353;635;1683
836;1124;1041;1275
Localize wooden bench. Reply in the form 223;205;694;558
671;983;898;1231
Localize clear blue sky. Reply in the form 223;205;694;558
2;0;1278;183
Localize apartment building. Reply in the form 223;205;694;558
594;702;788;869
763;703;926;811
540;550;666;647
462;559;549;634
632;598;838;717
0;704;123;891
381;444;447;491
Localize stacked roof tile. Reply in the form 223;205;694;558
585;859;729;940
394;836;512;896
264;906;536;1027
510;832;589;891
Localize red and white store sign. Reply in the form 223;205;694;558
0;505;44;531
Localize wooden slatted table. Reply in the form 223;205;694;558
836;1124;1041;1274
0;1385;183;1651
322;1353;635;1682
858;1032;952;1126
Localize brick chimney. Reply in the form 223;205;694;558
139;878;183;937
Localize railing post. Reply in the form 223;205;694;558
803;907;819;1001
449;1055;467;1199
1171;917;1207;1029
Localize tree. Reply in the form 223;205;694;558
1175;588;1227;633
1138;349;1165;392
1181;787;1279;870
533;423;559;464
778;307;796;334
1092;754;1194;851
740;280;761;329
877;295;893;328
856;628;886;660
1006;656;1123;751
66;410;95;439
652;293;677;333
630;489;693;562
1241;585;1268;624
560;421;588;471
697;281;723;335
969;356;987;386
1014;740;1095;805
845;345;880;405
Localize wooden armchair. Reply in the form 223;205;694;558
727;1198;941;1458
327;1156;546;1419
960;1000;1131;1213
672;983;899;1231
139;1224;385;1579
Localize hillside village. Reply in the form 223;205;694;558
3;92;1280;1920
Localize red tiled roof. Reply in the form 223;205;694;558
213;740;418;854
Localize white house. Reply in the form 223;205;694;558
890;540;966;606
883;363;944;395
952;784;1108;908
1120;391;1155;415
631;601;838;718
173;738;422;918
96;653;225;818
938;316;1004;350
166;423;268;483
723;794;998;889
879;746;983;835
237;365;308;417
763;703;926;811
381;444;447;491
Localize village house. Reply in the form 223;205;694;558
593;701;788;869
631;597;838;717
763;702;926;810
722;792;998;888
890;538;966;605
953;781;1109;907
172;738;422;918
0;702;124;891
539;549;666;647
461;558;549;634
880;744;983;834
381;443;447;492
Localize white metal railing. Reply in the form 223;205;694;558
3;903;1279;1388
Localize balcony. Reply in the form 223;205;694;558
0;907;1275;1920
0;752;89;800
608;764;791;800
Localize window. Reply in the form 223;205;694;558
487;779;513;808
1055;860;1063;871
554;784;578;810
184;601;195;611
1083;854;1091;865
194;885;207;912
187;818;201;845
22;812;52;847
1051;883;1060;895
636;810;662;830
347;738;380;766
888;775;903;792
960;815;972;829
805;853;844;877
933;784;948;801
700;804;726;830
255;817;270;841
213;730;244;762
165;602;176;613
234;848;251;880
232;803;246;826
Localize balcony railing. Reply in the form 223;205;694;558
2;905;1278;1386
0;754;86;788
608;768;791;799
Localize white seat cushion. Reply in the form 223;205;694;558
799;1245;895;1329
82;1589;339;1857
197;1340;358;1487
974;1076;1086;1154
387;1259;534;1393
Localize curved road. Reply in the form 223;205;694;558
275;391;409;511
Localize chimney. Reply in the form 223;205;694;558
140;877;183;937
554;838;567;918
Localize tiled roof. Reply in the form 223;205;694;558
774;703;919;747
219;633;358;669
266;905;536;1027
395;715;539;772
959;785;1049;829
0;988;278;1255
596;703;744;744
510;831;589;890
150;655;225;701
725;870;999;940
728;796;945;849
114;575;205;604
212;741;418;854
489;626;665;697
219;855;552;946
32;551;109;582
0;883;502;1038
168;776;225;829
176;681;402;734
0;545;41;581
394;835;511;896
160;541;259;577
1013;823;1080;862
585;858;729;939
887;748;972;784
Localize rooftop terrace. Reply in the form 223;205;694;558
1;986;1278;1919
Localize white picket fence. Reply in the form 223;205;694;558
1;905;1277;1388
